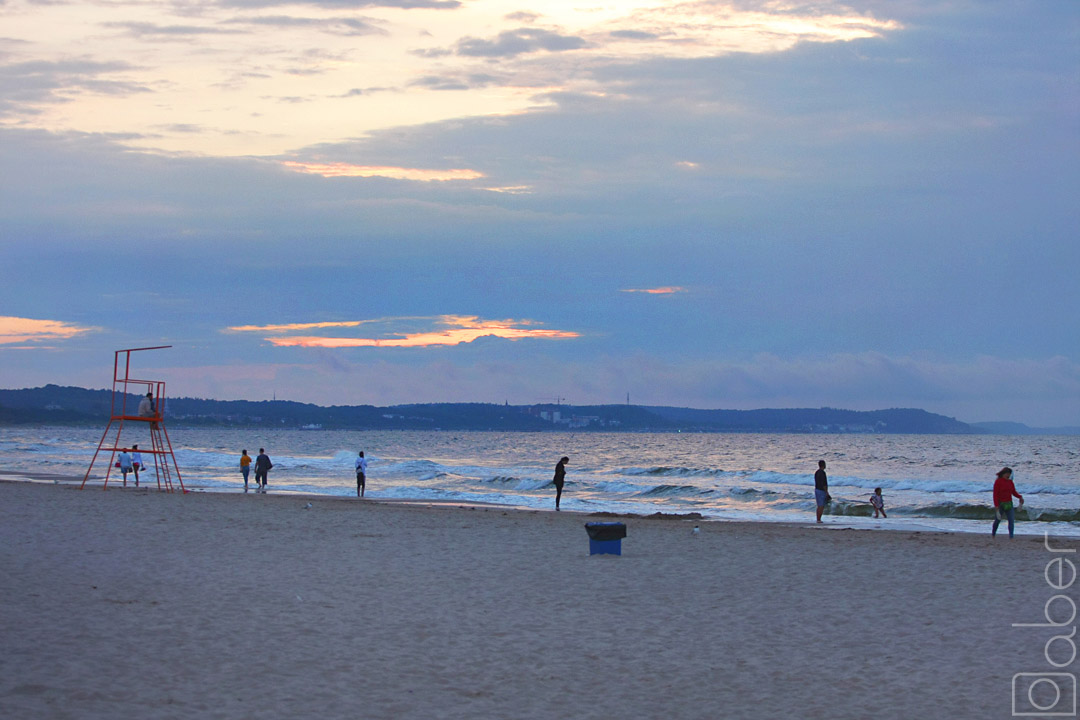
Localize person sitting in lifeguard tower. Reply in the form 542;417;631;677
138;391;159;429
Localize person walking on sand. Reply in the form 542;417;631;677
254;448;272;492
553;456;569;510
355;451;367;498
131;445;144;487
992;467;1024;539
814;460;830;523
118;449;133;487
240;449;252;492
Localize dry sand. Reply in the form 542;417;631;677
0;479;1074;719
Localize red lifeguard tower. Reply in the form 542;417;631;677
81;346;184;492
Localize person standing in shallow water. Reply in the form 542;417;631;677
553;456;569;510
240;449;252;492
814;460;830;524
355;451;367;498
254;448;272;492
992;467;1024;539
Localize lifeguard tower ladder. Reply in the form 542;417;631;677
81;346;185;492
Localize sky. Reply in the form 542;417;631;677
1;0;1078;426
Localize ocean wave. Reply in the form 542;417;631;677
481;476;552;491
636;484;706;497
619;466;728;478
905;504;1080;523
724;471;1080;497
381;459;445;475
822;501;1080;523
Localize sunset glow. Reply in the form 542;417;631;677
230;315;579;348
0;316;96;345
3;0;1076;426
1;1;902;157
620;287;686;295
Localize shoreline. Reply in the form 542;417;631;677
0;470;1066;538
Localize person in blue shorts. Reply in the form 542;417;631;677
814;460;831;523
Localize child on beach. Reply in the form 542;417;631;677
869;488;887;518
240;450;252;491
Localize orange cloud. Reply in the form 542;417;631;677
620;287;686;295
230;315;579;348
281;161;484;182
0;316;98;345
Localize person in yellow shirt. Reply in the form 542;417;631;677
240;449;252;492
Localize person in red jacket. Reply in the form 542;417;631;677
992;467;1024;539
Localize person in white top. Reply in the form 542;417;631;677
869;488;887;518
355;451;368;498
131;445;144;487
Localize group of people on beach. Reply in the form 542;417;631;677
813;460;1025;537
232;447;1026;537
116;446;145;487
237;448;367;496
239;449;273;492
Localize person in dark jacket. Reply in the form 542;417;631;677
814;460;830;523
553;456;569;510
254;448;273;492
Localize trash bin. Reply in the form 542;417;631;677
585;522;627;555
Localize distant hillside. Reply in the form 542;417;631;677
0;385;995;434
971;421;1080;436
649;406;978;434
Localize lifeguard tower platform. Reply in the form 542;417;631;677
81;346;184;492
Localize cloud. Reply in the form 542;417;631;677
101;22;239;40
609;30;660;41
280;160;484;181
221;15;386;37
0;59;149;117
409;72;505;91
226;320;372;333
455;28;589;58
620;287;686;295
229;315;580;348
217;0;461;8
0;316;98;345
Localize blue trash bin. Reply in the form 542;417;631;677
585;522;627;555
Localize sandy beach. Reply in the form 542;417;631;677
0;478;1074;719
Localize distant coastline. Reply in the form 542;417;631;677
3;384;1075;434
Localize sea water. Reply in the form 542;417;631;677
2;426;1077;536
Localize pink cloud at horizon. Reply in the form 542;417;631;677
0;316;97;345
228;315;580;348
226;320;369;333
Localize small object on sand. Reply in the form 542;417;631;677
303;502;312;509
692;525;700;535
